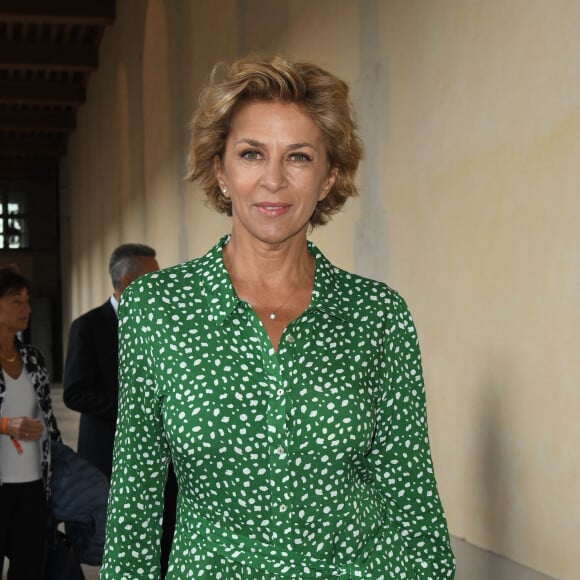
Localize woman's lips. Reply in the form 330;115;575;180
255;202;290;217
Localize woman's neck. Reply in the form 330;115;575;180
222;233;316;352
223;233;313;289
0;331;16;352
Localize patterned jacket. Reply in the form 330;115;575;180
0;339;61;497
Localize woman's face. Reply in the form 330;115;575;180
0;287;31;334
215;100;337;247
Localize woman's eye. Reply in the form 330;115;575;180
289;152;311;162
240;149;261;160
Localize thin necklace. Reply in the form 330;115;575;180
0;350;17;363
250;280;303;321
267;288;296;320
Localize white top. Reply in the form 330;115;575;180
0;368;43;482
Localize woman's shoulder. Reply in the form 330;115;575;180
17;340;44;360
121;240;226;305
333;264;399;295
336;268;408;319
140;258;206;287
123;259;205;301
17;342;49;379
315;251;407;316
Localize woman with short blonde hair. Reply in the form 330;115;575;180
102;55;455;579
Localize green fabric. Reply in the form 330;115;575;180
100;236;455;579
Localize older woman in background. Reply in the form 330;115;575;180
0;267;61;579
101;55;455;579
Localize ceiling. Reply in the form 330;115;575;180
0;0;116;179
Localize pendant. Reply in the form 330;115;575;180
269;312;276;320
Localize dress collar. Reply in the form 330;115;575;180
201;235;348;326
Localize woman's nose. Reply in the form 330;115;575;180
260;159;287;193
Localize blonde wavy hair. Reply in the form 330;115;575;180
186;54;363;227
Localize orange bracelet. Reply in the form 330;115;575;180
1;418;22;454
11;437;23;455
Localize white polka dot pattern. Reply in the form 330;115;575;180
100;236;455;579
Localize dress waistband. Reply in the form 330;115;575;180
186;513;375;578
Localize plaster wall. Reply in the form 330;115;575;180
380;4;580;578
60;1;580;578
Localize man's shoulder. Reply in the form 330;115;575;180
72;301;115;328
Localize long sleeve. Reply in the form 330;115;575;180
37;370;62;443
367;296;455;579
20;342;62;442
100;286;170;579
63;315;118;419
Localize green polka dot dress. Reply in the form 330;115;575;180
100;236;455;579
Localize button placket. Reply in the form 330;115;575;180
265;328;298;529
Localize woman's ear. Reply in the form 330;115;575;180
319;167;338;201
214;156;228;195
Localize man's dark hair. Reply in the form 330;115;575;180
108;243;156;291
0;266;30;298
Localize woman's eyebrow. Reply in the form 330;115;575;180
234;138;316;150
234;138;264;147
288;142;315;150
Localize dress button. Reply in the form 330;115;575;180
277;388;284;397
280;504;287;513
286;334;295;344
275;446;285;456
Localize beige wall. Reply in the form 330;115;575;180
60;1;580;578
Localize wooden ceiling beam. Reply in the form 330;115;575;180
0;0;115;26
0;135;67;156
0;110;76;132
0;43;98;71
0;156;58;178
0;2;115;175
0;81;86;105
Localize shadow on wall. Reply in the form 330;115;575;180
469;364;553;580
479;360;519;580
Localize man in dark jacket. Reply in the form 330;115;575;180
64;243;177;576
64;243;159;479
